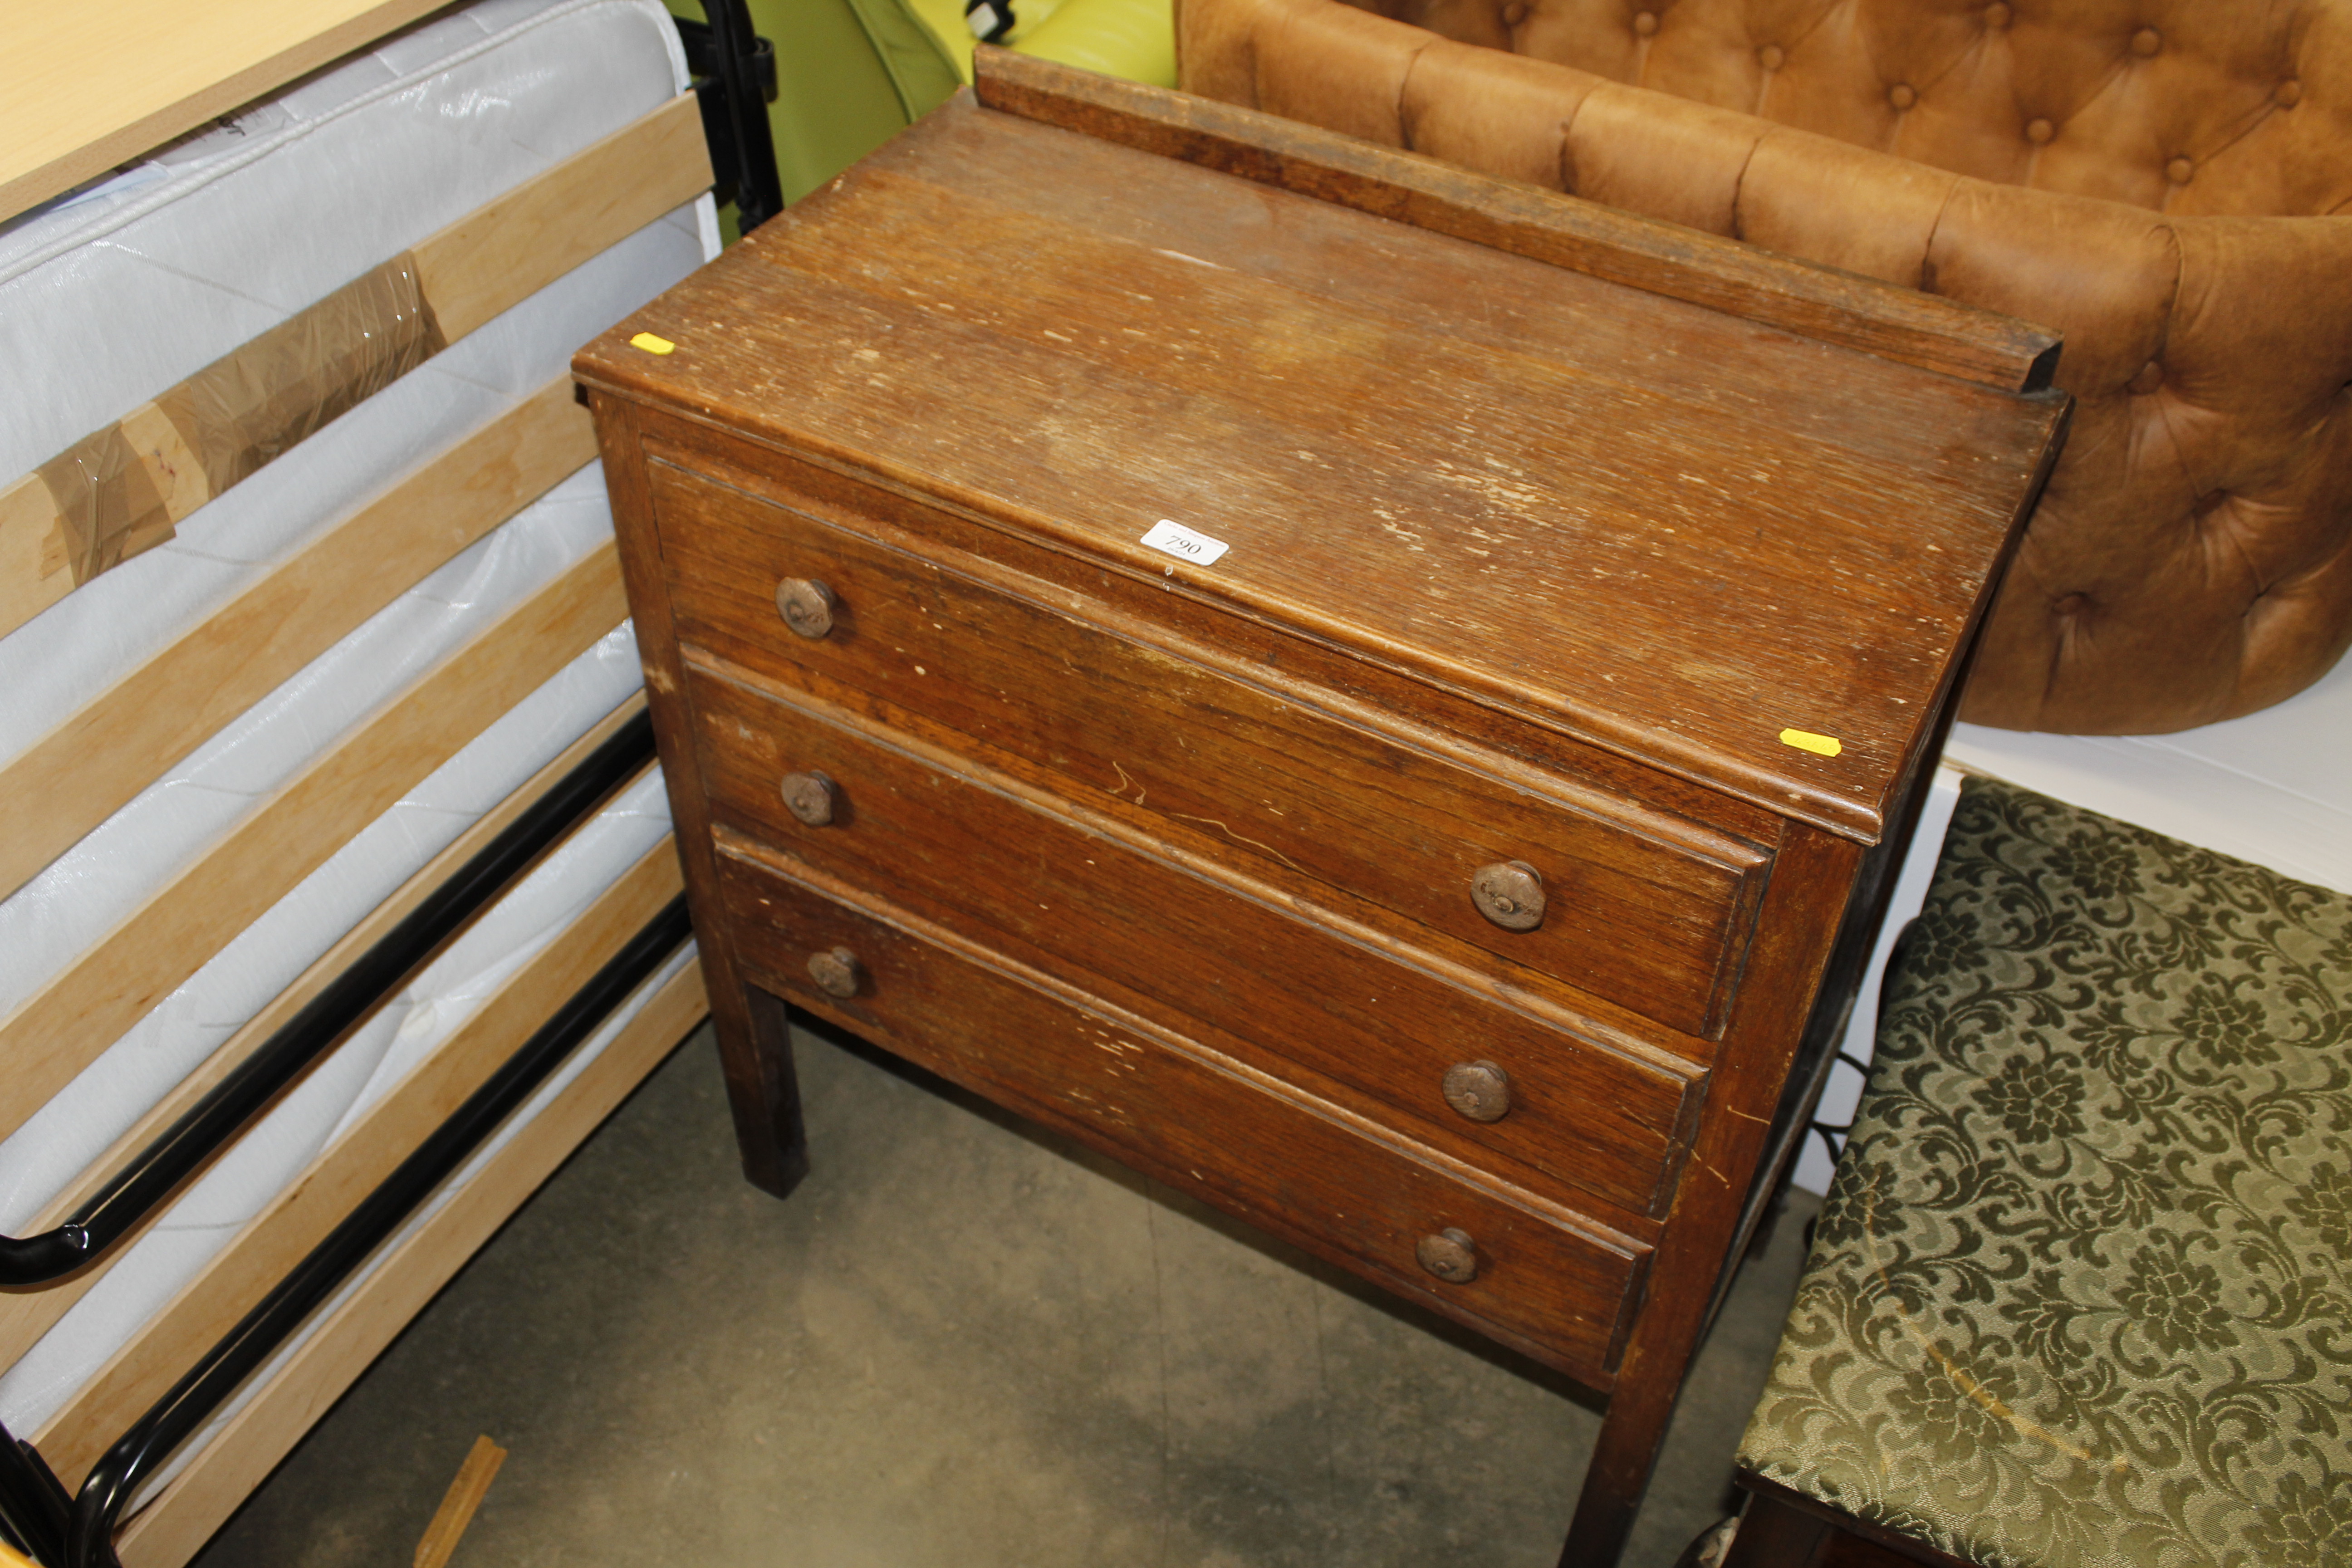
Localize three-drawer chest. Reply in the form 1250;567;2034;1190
574;50;2069;1566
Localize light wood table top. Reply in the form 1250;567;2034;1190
1;0;449;224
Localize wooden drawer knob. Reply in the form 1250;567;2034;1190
806;946;862;998
1441;1060;1513;1123
1416;1227;1479;1284
774;577;839;639
1470;861;1546;931
780;770;838;826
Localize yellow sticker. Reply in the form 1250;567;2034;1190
629;332;676;355
1779;728;1843;757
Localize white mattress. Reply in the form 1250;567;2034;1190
0;466;627;1029
0;769;682;1437
0;618;647;1233
0;0;714;1466
0;0;715;770
0;0;706;476
0;214;706;775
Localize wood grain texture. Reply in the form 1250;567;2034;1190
969;50;2062;394
0;543;629;1146
412;92;712;342
0;695;647;1373
575;94;2068;843
0;0;449;223
0;475;70;641
651;416;1790;849
0;94;705;642
110;959;709;1568
588;391;809;1198
1727;1474;1977;1568
576;81;2062;1568
1562;823;1864;1565
651;451;1772;1041
695;667;1697;1222
413;1435;506;1568
0;377;595;905
35;838;680;1487
1722;1485;1834;1568
720;845;1647;1382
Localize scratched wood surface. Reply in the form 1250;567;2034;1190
573;57;2065;1568
691;664;1697;1223
575;92;2065;844
649;448;1773;1042
972;46;2063;396
719;842;1647;1383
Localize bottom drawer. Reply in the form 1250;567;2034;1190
716;842;1648;1382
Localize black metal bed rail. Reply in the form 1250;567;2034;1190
0;710;657;1289
675;0;785;230
0;896;694;1568
0;1430;69;1565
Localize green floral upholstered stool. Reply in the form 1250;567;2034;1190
1726;778;2352;1568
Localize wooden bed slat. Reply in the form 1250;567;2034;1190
0;377;596;906
0;478;64;647
0;543;631;1146
112;958;710;1568
413;91;711;343
0;694;648;1373
37;837;684;1486
0;90;709;641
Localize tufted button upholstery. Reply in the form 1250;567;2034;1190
1177;0;2352;734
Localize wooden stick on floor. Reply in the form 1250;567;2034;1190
414;1435;507;1568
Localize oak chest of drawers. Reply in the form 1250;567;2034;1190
574;51;2069;1565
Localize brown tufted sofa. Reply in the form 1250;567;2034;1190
1176;0;2352;734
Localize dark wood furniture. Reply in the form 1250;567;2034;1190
573;50;2068;1567
1726;1479;1975;1568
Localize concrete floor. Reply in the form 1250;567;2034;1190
188;1015;1818;1568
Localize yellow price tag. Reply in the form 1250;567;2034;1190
1779;728;1843;757
629;331;676;355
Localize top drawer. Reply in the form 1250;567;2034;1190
647;451;1773;1040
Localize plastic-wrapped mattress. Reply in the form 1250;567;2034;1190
0;0;716;1555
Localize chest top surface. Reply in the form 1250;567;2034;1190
575;69;2068;843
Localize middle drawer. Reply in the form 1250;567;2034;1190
687;662;1701;1220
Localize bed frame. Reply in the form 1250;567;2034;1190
0;6;778;1563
